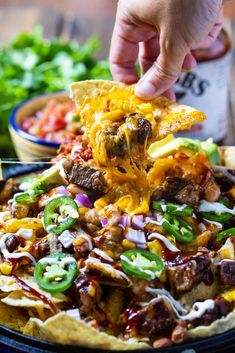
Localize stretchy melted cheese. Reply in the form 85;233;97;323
70;80;206;214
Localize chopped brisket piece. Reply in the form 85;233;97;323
106;135;127;158
68;164;107;194
137;118;152;144
125;297;177;337
152;176;201;206
0;179;16;204
167;254;213;293
192;298;233;327
72;273;107;324
32;234;64;259
220;260;235;286
174;183;201;206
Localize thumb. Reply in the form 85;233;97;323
135;35;189;99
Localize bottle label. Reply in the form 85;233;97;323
174;50;232;142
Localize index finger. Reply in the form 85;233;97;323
109;19;139;83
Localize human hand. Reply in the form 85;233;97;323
110;0;225;100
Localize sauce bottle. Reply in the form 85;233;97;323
174;29;232;143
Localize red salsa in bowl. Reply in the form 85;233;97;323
21;99;82;144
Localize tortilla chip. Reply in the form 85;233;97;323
30;312;149;350
2;289;68;309
0;275;19;292
186;310;235;340
70;80;123;105
84;259;131;287
2;291;53;310
0;301;28;332
70;80;206;140
23;319;48;340
0;274;69;316
179;282;218;308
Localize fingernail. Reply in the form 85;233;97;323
182;68;191;72
135;81;156;99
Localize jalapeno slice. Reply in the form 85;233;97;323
43;196;78;235
201;212;232;224
152;200;193;217
216;228;235;241
34;253;78;293
162;213;195;243
120;249;164;280
14;192;37;204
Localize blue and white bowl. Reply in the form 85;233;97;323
9;92;69;162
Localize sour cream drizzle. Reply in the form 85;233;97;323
199;200;235;215
3;252;36;264
178;299;215;321
203;219;223;229
147;285;215;321
84;257;130;282
79;234;93;251
0;233;36;264
148;233;180;253
15;228;33;240
175;204;189;212
92;248;114;262
39;257;76;265
146;287;187;314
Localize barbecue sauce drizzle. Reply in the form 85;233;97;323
12;274;57;313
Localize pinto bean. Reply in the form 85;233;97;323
67;183;87;195
204;181;221;202
84;208;101;227
5;234;20;252
153;338;172;349
171;320;186;343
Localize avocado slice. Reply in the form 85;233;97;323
148;136;220;164
15;166;67;204
201;138;220;165
148;135;200;159
31;166;67;194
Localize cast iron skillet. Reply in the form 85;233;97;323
1;164;235;353
0;324;235;353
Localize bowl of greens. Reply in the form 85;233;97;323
1;27;111;158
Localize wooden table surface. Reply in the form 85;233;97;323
0;4;234;146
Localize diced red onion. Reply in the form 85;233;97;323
75;193;92;208
132;215;145;230
119;216;131;228
101;217;108;227
58;230;75;248
66;309;81;320
145;216;155;224
154;211;163;222
56;186;69;195
125;228;146;248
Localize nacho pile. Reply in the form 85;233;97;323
0;80;235;349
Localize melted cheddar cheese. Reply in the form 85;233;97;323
71;83;206;214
